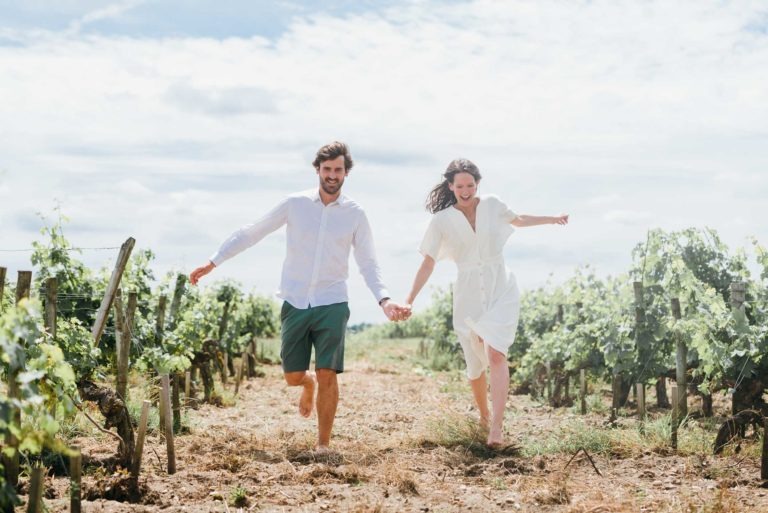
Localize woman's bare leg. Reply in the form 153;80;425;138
487;346;509;446
469;373;490;430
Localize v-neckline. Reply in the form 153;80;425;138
452;198;481;235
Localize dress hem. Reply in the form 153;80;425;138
464;316;509;355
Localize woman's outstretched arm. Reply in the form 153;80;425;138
405;255;436;306
511;214;569;228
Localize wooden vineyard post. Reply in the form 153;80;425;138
155;295;167;344
160;374;176;474
114;289;127;399
70;448;82;513
545;361;552;404
184;370;192;403
116;292;138;402
3;271;32;490
632;281;661;417
671;385;679;450
167;276;187;424
730;282;746;309
580;369;587;415
166;273;187;422
14;270;31;302
217;299;232;386
92;237;135;347
26;466;44;513
45;277;58;417
172;374;181;434
610;374;621;422
729;283;747;416
168;273;186;329
632;281;649;409
219;351;228;386
0;266;6;313
235;356;245;396
656;377;670;408
44;277;57;340
671;298;687;419
132;400;150;479
247;339;257;378
636;383;646;420
762;417;768;481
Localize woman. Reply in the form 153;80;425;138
405;159;568;447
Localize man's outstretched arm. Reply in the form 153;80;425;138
190;261;216;285
189;199;289;286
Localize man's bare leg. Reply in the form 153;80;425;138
487;346;510;446
284;371;316;418
469;373;490;431
315;368;338;450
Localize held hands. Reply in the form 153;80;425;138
381;300;412;322
189;261;216;285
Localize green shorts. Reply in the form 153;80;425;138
280;301;350;373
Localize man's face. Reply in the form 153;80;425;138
317;155;348;195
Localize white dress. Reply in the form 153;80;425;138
419;195;521;380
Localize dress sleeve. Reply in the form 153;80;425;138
418;215;448;261
497;197;518;223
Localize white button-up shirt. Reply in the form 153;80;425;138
209;189;390;309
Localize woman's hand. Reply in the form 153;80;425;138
381;300;412;321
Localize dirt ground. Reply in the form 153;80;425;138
19;339;768;512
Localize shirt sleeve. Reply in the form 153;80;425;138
418;215;447;261
209;199;289;266
352;211;390;303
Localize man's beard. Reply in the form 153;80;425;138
320;178;343;194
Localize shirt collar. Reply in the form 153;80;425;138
311;188;345;206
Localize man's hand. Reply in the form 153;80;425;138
190;261;216;285
552;214;569;225
381;300;412;322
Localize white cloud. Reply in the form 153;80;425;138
603;210;653;226
1;0;767;321
66;0;145;34
116;179;152;196
586;194;622;206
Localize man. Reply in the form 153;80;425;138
189;141;410;451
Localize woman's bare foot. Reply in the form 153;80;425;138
487;426;504;447
299;372;316;417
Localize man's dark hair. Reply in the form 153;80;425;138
313;141;354;171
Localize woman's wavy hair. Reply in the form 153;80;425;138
425;159;482;213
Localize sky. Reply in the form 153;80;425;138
1;0;767;324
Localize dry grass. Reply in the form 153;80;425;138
33;337;768;513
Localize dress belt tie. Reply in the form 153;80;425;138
456;254;504;271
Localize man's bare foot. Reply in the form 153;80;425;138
313;445;331;454
299;372;316;418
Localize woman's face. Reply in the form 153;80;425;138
448;172;478;208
